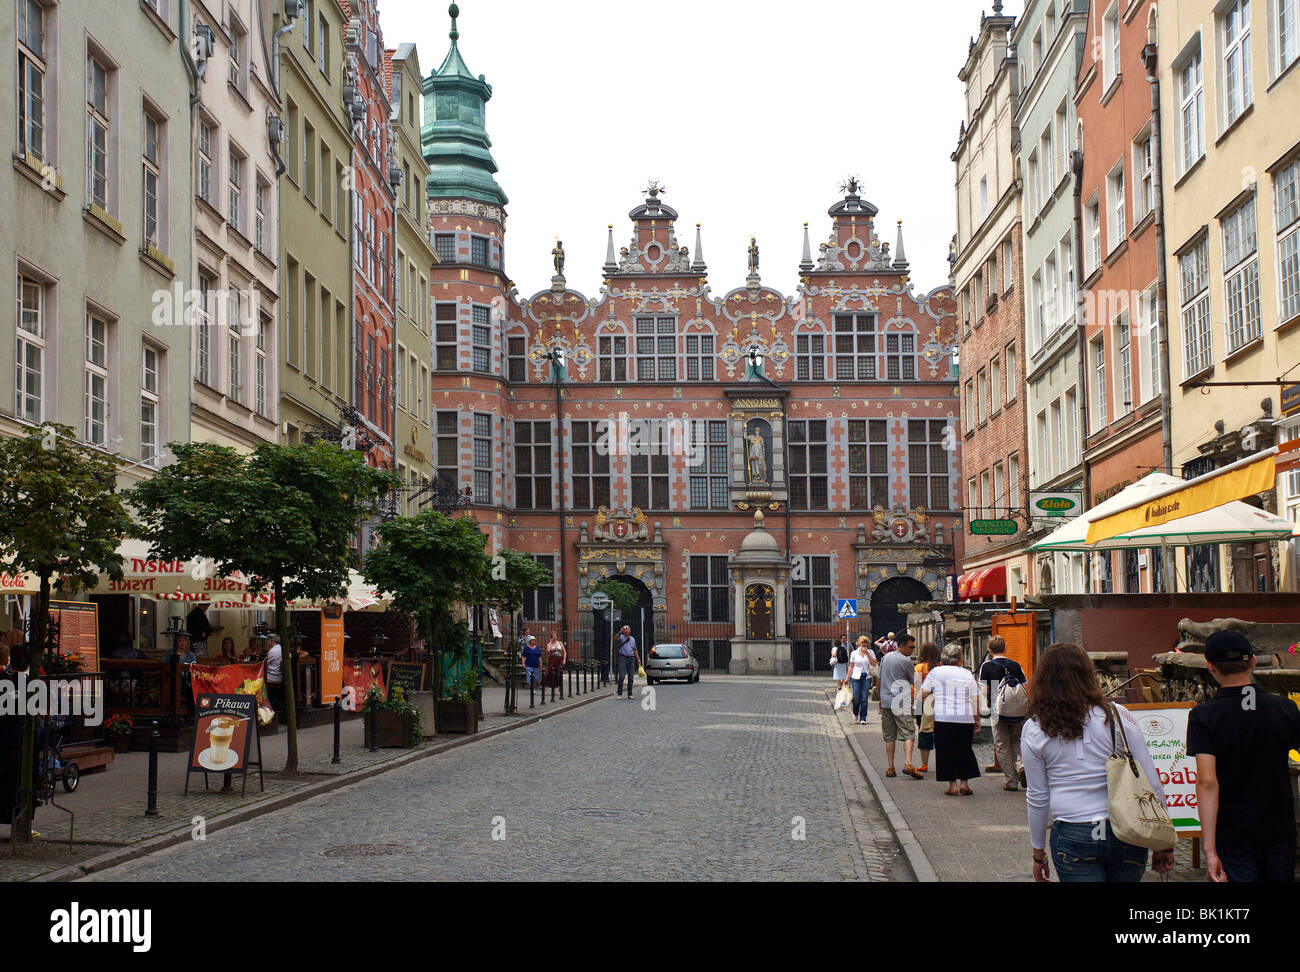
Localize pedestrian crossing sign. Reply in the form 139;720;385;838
837;599;857;619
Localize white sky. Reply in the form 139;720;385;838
377;0;999;300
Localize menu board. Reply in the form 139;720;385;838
184;693;264;797
387;661;426;698
49;600;100;671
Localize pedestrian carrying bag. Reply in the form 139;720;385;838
1105;704;1176;851
994;658;1030;718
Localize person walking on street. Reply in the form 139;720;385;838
913;642;940;775
614;625;641;700
543;633;566;701
879;633;922;778
831;636;849;689
979;636;1030;791
1021;642;1175;882
1189;630;1300;882
875;631;898;658
921;644;981;795
520;635;542;690
264;634;285;718
847;638;877;725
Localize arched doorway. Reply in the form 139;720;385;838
598;574;655;666
870;577;931;644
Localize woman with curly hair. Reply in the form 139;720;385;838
1021;642;1176;882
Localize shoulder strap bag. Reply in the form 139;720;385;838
1105;703;1176;851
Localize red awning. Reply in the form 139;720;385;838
968;565;1007;599
957;573;973;599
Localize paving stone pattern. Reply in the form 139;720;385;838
85;678;908;882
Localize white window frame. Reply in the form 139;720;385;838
1102;2;1121;89
1005;343;1017;402
1085;196;1102;274
18;0;49;162
198;120;214;204
142;108;162;247
255;314;268;416
228;146;243;230
141;342;161;466
1281;0;1300;74
15;272;47;423
1179;237;1212;378
1093;334;1108;429
1177;45;1205;175
1222;195;1261;352
86;52;111;211
227;290;243;402
1221;0;1253;126
1107;160;1126;253
1134;129;1154;220
1114;309;1132;418
84;312;110;446
1275;157;1300;324
196;271;214;386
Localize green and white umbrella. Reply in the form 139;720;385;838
1030;472;1294;551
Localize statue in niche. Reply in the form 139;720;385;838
744;418;772;485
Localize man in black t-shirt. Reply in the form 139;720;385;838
1188;630;1300;882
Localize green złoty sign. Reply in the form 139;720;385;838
969;519;1018;536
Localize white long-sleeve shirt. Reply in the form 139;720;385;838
1021;703;1168;850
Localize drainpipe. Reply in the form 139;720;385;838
1143;42;1173;477
269;5;300;448
1070;147;1093;594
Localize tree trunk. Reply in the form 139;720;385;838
275;576;298;771
13;573;51;843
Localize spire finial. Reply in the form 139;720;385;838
449;3;460;42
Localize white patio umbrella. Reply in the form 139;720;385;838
1030;473;1294;551
1030;472;1294;590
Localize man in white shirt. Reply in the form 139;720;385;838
265;635;284;718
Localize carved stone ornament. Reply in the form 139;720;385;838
592;507;650;542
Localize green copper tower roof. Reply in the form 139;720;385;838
422;3;507;208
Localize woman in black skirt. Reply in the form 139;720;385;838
920;643;981;795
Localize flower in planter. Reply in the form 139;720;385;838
106;713;134;737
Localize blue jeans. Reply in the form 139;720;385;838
1050;820;1148;882
524;666;540;685
850;676;872;720
1216;840;1296;882
616;655;636;696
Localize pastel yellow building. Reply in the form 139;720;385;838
1159;0;1300;591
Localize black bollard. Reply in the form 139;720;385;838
144;721;159;817
331;696;341;764
367;697;378;752
529;673;535;709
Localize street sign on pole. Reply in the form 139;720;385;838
837;599;857;619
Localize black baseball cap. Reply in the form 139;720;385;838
1204;630;1254;664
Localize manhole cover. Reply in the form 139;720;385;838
321;843;411;858
561;808;643;821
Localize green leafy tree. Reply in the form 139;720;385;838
127;441;396;770
0;424;131;841
594;577;640;614
361;511;490;723
483;548;554;620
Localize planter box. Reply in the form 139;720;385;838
112;736;132;754
363;709;417;748
437;699;478;735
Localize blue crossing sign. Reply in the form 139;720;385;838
837;599;857;619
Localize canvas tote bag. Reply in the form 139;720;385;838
1105;704;1176;851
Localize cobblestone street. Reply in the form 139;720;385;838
84;677;908;882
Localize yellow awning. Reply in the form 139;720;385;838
1084;443;1293;545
